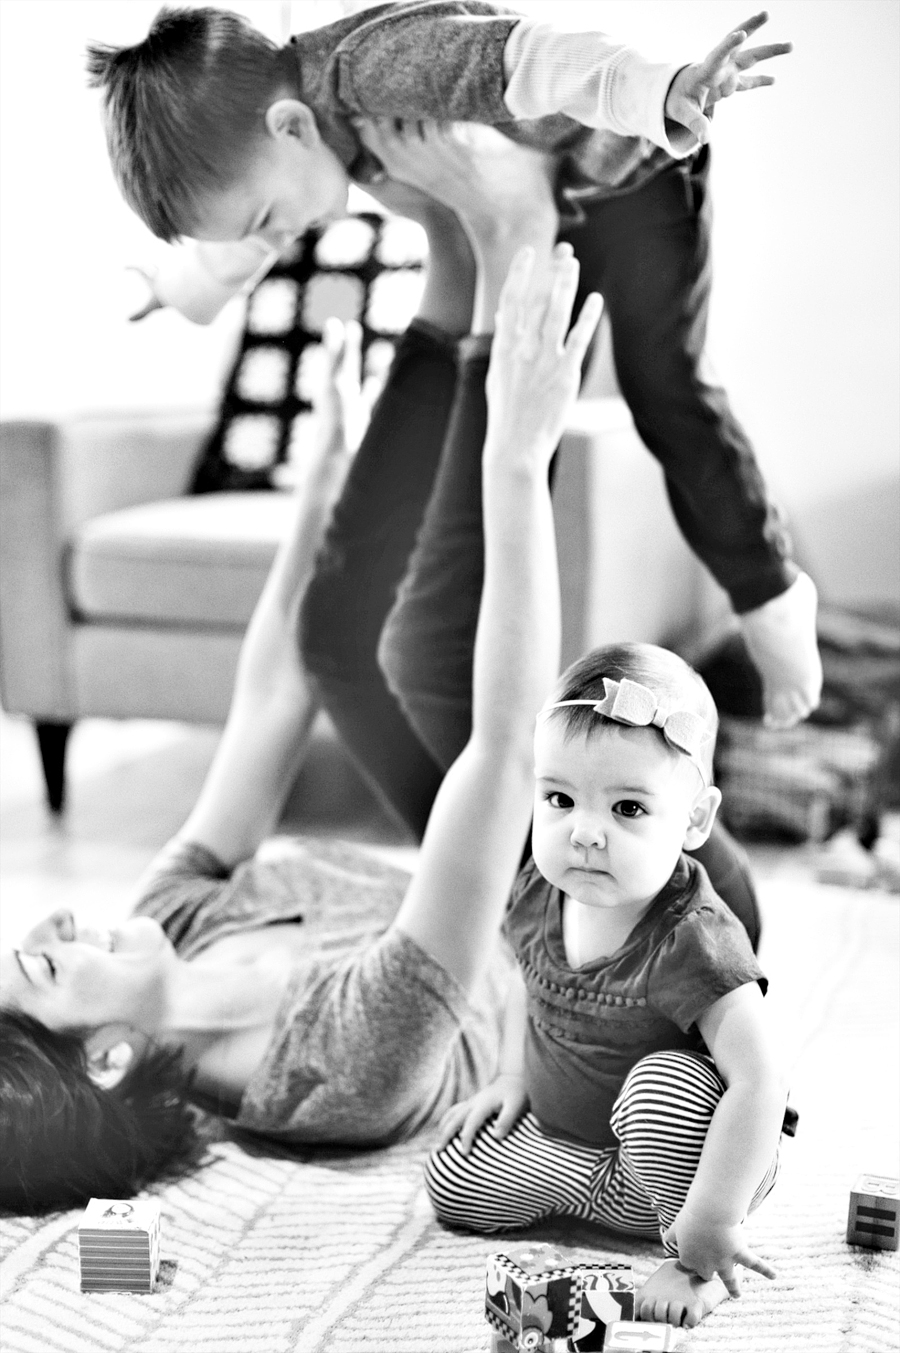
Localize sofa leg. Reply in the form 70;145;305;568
35;721;73;813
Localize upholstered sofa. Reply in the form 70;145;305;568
0;387;717;811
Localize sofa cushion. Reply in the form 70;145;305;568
69;491;294;627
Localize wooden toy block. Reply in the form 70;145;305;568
846;1173;900;1250
78;1198;161;1292
486;1245;634;1352
603;1320;679;1351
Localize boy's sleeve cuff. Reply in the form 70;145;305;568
503;19;700;159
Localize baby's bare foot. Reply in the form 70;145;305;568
740;571;823;728
637;1258;730;1328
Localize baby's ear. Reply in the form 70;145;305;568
683;784;722;850
85;1027;137;1091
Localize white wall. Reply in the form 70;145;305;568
1;0;897;603
0;1;296;421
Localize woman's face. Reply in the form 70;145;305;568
0;908;173;1034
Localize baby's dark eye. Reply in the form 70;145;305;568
614;800;645;819
545;791;574;810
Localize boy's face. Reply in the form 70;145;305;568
190;102;350;251
532;720;717;919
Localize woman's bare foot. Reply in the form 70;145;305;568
355;119;559;331
637;1258;730;1328
740;570;823;728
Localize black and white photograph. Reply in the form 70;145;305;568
1;2;898;1349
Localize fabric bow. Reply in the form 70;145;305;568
540;677;712;779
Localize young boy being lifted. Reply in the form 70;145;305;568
87;2;822;731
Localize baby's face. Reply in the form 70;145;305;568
190;112;350;251
532;720;709;919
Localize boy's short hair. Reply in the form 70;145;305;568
0;1009;200;1215
548;641;719;782
86;6;293;242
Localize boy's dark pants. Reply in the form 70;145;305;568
560;145;794;615
300;149;774;946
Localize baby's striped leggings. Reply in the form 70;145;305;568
425;1050;779;1247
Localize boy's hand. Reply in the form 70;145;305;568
664;1206;776;1298
665;11;792;144
437;1073;530;1154
125;265;165;322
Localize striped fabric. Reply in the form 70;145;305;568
425;1051;776;1241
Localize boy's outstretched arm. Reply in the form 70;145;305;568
173;321;360;868
503;9;790;153
392;250;602;992
664;11;793;144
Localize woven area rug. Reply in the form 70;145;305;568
2;876;898;1353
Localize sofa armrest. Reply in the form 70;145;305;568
47;409;215;532
0;421;76;716
0;410;214;718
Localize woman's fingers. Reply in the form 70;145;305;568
494;245;537;345
565;292;604;365
540;247;580;349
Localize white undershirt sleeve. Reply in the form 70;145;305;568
502;19;699;158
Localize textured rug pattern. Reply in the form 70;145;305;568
2;879;898;1352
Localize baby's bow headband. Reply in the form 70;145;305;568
538;676;712;781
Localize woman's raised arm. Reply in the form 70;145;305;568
392;247;601;990
175;321;359;868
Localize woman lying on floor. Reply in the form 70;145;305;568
0;128;758;1225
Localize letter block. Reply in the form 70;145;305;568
846;1174;900;1250
78;1197;161;1292
486;1244;634;1352
603;1320;679;1350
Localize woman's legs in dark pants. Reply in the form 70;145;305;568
299;321;454;839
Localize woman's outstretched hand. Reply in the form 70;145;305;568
485;244;602;466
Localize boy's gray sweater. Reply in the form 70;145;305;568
288;0;691;215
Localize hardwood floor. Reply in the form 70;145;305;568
0;709;414;946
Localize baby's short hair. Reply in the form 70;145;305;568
546;641;719;782
86;6;292;242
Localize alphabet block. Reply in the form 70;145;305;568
486;1245;634;1352
847;1174;900;1250
78;1198;161;1292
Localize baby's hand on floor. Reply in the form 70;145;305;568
664;1210;776;1299
739;571;823;728
437;1073;529;1154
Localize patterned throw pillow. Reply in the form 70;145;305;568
190;210;427;493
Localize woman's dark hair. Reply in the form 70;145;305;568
0;1009;200;1216
86;6;294;241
